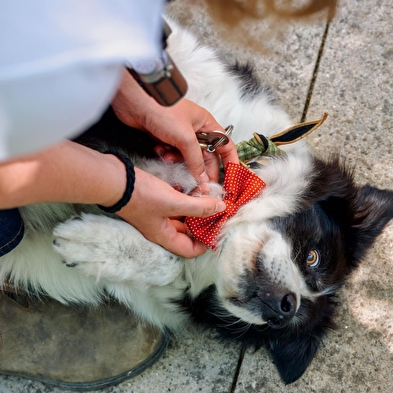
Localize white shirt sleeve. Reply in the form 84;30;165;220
0;0;165;161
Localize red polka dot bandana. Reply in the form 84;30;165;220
185;162;266;250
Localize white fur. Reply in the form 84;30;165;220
0;19;316;331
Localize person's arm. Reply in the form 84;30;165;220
0;140;225;257
0;141;126;208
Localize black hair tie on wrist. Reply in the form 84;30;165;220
97;149;135;214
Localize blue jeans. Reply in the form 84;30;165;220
0;208;24;257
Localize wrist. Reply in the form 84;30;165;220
98;150;135;213
112;69;160;129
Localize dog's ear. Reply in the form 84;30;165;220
315;159;393;273
348;186;393;268
265;332;323;384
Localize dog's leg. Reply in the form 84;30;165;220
52;213;183;287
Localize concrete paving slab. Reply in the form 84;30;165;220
236;0;393;392
166;0;327;122
120;330;240;393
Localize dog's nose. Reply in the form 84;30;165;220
260;291;297;329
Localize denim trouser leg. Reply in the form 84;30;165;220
0;208;25;257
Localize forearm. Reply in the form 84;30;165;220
0;138;228;258
0;141;126;209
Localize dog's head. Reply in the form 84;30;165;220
193;153;393;383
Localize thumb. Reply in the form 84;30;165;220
174;194;226;218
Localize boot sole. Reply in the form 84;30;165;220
0;332;171;391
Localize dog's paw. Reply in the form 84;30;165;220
53;213;183;286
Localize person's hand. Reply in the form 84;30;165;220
140;98;239;183
111;69;239;184
112;167;226;258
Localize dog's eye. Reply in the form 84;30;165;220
306;250;320;267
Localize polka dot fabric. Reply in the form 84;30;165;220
185;162;266;250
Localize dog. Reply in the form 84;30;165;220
1;19;393;384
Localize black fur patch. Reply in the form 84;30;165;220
73;106;158;158
227;62;275;102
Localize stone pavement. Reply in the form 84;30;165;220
1;0;392;392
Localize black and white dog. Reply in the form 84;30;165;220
2;20;393;384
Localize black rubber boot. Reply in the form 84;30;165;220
0;283;169;391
